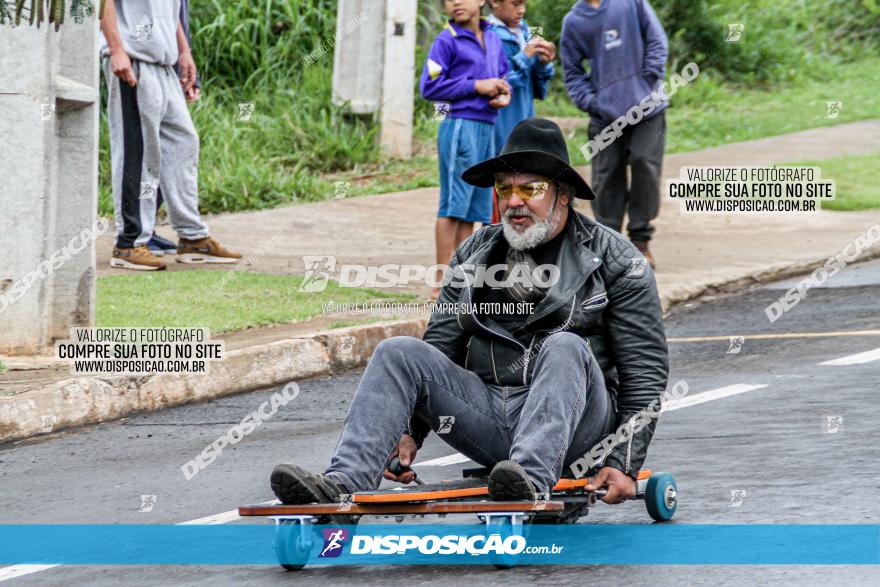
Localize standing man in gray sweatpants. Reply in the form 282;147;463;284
101;0;240;271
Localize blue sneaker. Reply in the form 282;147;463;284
147;233;177;257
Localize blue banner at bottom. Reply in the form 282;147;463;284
1;524;878;565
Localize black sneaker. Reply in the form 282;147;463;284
270;464;347;504
271;464;355;524
488;460;538;501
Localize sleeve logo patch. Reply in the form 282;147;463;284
427;58;444;80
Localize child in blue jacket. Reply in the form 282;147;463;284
420;0;511;299
487;0;556;154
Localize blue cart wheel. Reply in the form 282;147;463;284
645;472;677;522
484;515;525;569
275;521;311;571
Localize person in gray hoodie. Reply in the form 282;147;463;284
561;0;668;267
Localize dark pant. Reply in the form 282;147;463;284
589;111;665;242
324;334;615;495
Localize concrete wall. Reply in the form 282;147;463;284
0;16;100;355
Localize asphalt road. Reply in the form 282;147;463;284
2;260;879;585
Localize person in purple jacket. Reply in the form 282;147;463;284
561;0;668;268
420;0;511;299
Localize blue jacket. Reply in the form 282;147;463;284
419;18;509;124
561;0;668;125
487;15;555;153
176;0;200;89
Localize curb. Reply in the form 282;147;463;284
0;318;426;444
3;245;878;445
657;246;880;312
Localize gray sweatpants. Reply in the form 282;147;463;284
589;111;666;242
324;333;615;494
104;59;208;248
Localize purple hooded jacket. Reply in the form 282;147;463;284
419;18;509;124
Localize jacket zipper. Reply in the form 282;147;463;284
490;340;500;384
522;298;575;385
581;292;608;310
546;296;578;332
529;264;598;324
625;420;633;473
459;304;526;351
521;334;536;386
563;296;577;326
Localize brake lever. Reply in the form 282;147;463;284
388;456;426;485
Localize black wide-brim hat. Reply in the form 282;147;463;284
462;118;595;200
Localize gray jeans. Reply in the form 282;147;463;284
324;333;615;494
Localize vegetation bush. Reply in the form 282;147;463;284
92;0;879;216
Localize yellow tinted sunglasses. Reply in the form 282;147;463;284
494;180;551;201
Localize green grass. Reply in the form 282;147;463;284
665;60;880;154
94;1;880;216
98;66;379;216
301;56;880;199
0;360;6;374
312;153;440;200
527;0;880;85
96;270;416;334
97;56;880;214
788;152;880;211
538;58;880;164
98;0;382;216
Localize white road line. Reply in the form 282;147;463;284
820;347;880;366
668;329;880;343
0;500;278;582
418;453;472;467
0;382;774;581
178;508;247;525
0;566;58;582
664;383;769;411
418;383;771;470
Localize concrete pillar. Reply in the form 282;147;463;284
0;15;100;355
332;0;416;159
379;0;417;159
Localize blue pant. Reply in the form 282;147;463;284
324;333;615;494
437;117;494;223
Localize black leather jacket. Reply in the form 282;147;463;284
420;212;669;478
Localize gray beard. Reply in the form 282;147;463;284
501;199;561;251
